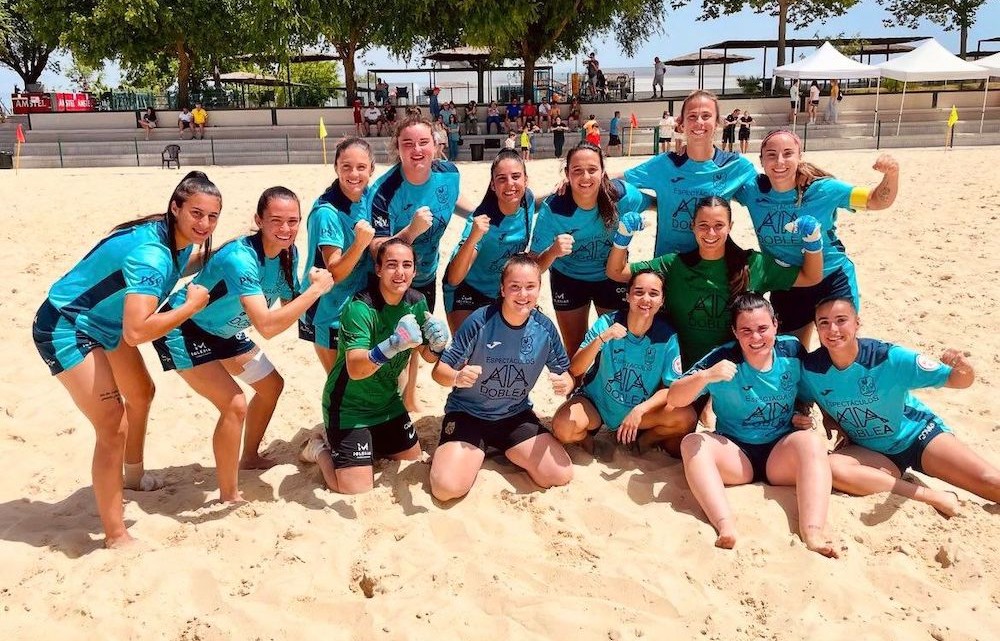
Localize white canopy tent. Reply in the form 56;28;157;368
976;51;1000;75
876;39;991;134
773;42;883;133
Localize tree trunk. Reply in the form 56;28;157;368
959;21;968;58
776;0;789;68
521;55;537;101
336;42;359;105
176;39;192;107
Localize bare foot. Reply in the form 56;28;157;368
803;526;840;558
929;490;961;518
714;518;736;549
220;491;246;504
104;531;138;549
239;454;277;470
123;465;164;491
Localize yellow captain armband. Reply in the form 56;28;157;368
849;188;871;210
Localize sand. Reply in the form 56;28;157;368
1;147;998;641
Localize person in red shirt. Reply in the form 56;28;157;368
521;99;537;131
353;99;363;136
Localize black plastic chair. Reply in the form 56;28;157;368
161;144;180;169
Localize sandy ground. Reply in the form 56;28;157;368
1;146;998;641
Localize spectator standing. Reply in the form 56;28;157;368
827;79;841;124
657;110;674;153
429;86;441;121
584;52;600;98
433;119;448;159
447;114;461;161
353;99;364;136
789;79;801;122
551;115;569;158
738;109;753;154
568;98;581;131
722;108;739;152
808;80;820;124
652;56;666;98
608;111;622;156
549;99;562;131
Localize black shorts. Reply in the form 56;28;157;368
884;423;947;475
327;413;417;468
609;134;621;146
549;269;626;312
439;409;548;453
727;434;783;483
658;135;672;143
414;279;437;312
445;281;495;313
770;265;857;332
153;317;255;371
810;100;819;106
297;319;338;349
738;128;750;141
179;121;192;129
721;128;735;144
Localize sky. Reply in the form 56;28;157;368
3;0;999;106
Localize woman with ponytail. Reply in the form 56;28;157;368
32;171;221;547
153;187;333;501
732;129;899;347
607;196;824;370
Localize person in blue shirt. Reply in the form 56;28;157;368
733;130;900;347
607;111;622;157
530;141;652;357
444;149;534;332
669;293;837;557
154;187;333;502
367;115;476;410
552;270;697;455
32;171;220;547
801;297;999;514
298;138;377;373
620;90;759;257
430;254;575;502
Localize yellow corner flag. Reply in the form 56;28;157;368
319;117;328;165
947;106;958;128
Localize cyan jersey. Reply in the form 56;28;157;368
800;339;952;455
370;160;461;287
734;175;862;276
169;234;298;338
609;117;621;136
687;336;806;444
301;181;373;331
529;179;651;281
623;149;757;255
580;311;683;430
447;190;535;298
45;220;192;348
440;304;570;420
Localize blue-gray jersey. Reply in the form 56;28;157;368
45;219;192;348
686;335;806;444
168;234;298;338
440;304;570;420
370;160;461;287
301;181;373;331
529;179;651;281
623;149;757;255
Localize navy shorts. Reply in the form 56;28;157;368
738;128;751;141
153;318;255;371
298;319;339;350
443;281;496;313
609;135;621;146
727;434;784;483
414;279;437;313
770;263;859;332
722;128;735;144
549;269;626;312
32;299;104;375
884;422;948;475
327;413;417;468
439;409;548;453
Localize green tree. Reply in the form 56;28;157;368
0;0;63;87
277;60;342;107
66;55;107;92
877;0;988;58
680;0;860;69
464;1;671;98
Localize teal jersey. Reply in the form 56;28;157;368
370;160;461;287
623;149;757;255
170;233;298;338
301;181;373;331
686;336;806;444
448;190;535;299
734;175;858;276
45;219;192;349
609;116;621;136
529;179;651;281
580;311;683;430
440;304;569;420
800;339;952;455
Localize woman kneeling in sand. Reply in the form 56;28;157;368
800;297;1000;513
670;293;839;557
429;254;575;501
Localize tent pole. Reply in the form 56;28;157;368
873;79;880;136
981;81;989;134
896;81;906;136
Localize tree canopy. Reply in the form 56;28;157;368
877;0;988;57
0;0;63;87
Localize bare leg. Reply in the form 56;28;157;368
554;305;591;359
637;404;698;456
680;432;752;549
446;309;473;334
919;433;1000;503
316;451;376;494
551;396;602;447
178;363;246;502
829;446;959;516
505;433;573;489
106;346;157;490
788;323;815;351
767;431;838;558
314;345;338;375
56;350;133;547
429;441;486;501
401;351;421;413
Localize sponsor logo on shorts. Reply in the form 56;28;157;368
444;420;456;435
353;441;371;458
918;422;936;441
917;355;941;372
191;341;212;358
404;421;416;440
457;294;475;306
372;214;389;229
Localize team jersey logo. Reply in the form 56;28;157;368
436;185;450;204
520;335;534;356
758;209;798;238
917;354;941;372
837;407;892;437
780;371;795;390
858;376;877;397
688;293;728;329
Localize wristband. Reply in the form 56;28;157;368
368;346;391;366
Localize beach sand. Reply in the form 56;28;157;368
1;147;998;640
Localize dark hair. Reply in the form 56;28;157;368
499;253;541;288
729;292;776;329
480;149;529;214
390;114;434;163
680;89;722;125
256;186;300;298
565;141;618;229
814;295;857;317
680;196;749;299
759;129;834;203
112;170;220;268
328;137;374;191
375;237;416;268
627;268;665;291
